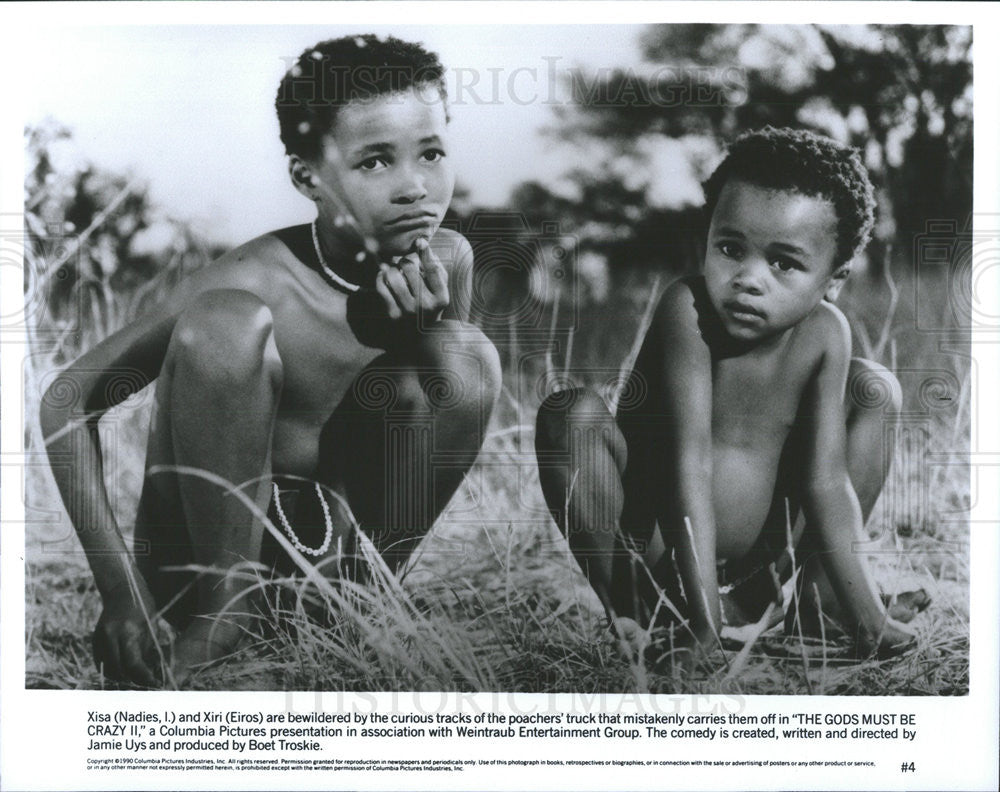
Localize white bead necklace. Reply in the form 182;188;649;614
311;220;361;293
271;482;334;557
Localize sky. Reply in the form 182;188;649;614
22;24;646;243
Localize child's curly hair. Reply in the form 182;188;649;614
276;34;447;161
703;127;876;267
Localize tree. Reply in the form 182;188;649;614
510;24;972;282
25;120;224;362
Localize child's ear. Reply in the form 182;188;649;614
824;263;850;302
288;156;318;200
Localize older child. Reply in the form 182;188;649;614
535;128;919;664
40;35;500;686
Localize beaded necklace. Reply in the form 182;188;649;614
311;220;361;293
271;482;334;557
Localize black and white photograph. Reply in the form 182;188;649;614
2;2;998;791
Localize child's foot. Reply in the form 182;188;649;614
857;617;918;659
610;617;650;663
784;609;917;659
882;588;931;623
786;587;930;643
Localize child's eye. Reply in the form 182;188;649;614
717;242;742;259
770;256;802;272
421;148;446;163
357;156;389;172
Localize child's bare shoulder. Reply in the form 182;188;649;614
652;276;704;325
175;232;304;302
647;276;717;345
812;299;851;336
429;227;473;270
218;232;300;282
630;277;715;380
797;300;852;363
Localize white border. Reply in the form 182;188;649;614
1;3;997;791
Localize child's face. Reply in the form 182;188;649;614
703;181;846;342
312;85;454;258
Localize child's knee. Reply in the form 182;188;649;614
537;388;601;446
355;324;499;420
536;388;624;461
391;323;501;423
545;387;615;426
846;357;901;415
171;289;283;391
435;323;502;415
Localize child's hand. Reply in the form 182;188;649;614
612;616;650;663
859;617;918;658
375;238;449;322
92;581;162;687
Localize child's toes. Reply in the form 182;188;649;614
883;588;932;623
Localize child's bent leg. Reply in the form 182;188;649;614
318;322;500;573
134;289;282;674
843;358;903;517
536;389;624;615
536;388;665;625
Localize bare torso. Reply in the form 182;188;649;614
709;324;819;558
178;225;464;478
257;253;380;477
626;278;828;562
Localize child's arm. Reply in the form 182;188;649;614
38;256;270;683
799;307;915;654
438;234;473;324
39;311;179;685
649;280;722;649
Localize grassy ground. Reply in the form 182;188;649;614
23;447;969;695
24;265;970;695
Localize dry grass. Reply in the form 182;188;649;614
22;133;969;694
24;510;967;695
24;312;970;694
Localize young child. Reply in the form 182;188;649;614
40;35;500;686
535;127;920;665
